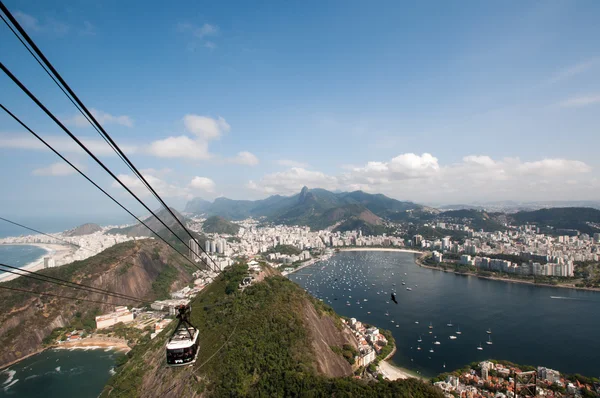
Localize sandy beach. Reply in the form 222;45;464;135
0;243;76;282
378;360;412;380
54;337;130;352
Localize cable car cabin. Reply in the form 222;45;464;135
166;325;199;366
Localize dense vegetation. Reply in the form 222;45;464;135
510;207;600;235
104;265;443;397
265;244;302;256
202;215;240;235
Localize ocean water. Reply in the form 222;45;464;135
0;349;123;398
0;214;135;239
0;245;48;275
288;251;600;378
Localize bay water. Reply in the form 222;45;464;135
288;250;600;378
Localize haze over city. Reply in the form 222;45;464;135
2;0;599;216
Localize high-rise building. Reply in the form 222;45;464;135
43;257;55;268
189;239;200;261
412;234;423;247
205;240;211;253
210;240;217;253
594;233;600;243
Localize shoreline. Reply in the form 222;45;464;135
53;337;130;352
414;255;600;293
0;243;76;282
0;337;130;371
378;345;427;381
284;248;423;276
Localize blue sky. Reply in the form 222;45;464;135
1;0;600;221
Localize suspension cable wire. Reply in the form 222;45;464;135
0;263;149;302
0;284;135;306
0;104;202;272
0;2;221;274
0;66;215;274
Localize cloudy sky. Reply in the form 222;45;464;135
1;0;599;220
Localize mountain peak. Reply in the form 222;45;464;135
299;186;310;202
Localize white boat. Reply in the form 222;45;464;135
477;343;483;351
486;335;493;345
429;348;434;353
447;320;453;327
486;328;492;334
406;287;412;291
434;341;441;345
449;335;457;340
417;346;421;351
443;363;446;368
417;335;422;343
402;281;406;285
415;321;419;324
428;322;433;329
456;326;462;335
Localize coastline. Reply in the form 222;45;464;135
0;337;130;371
414;254;600;293
0;243;75;282
54;337;130;352
377;344;427;381
284;247;423;276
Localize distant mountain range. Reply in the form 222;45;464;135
436;200;600;212
185;187;423;230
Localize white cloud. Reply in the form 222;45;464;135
14;11;69;35
178;22;219;50
462;155;496;167
64;108;134;128
558;95;600;108
178;22;219;38
277;159;309;168
14;11;40;31
114;172;215;199
189;176;215;192
230;151;259;166
32;162;81;176
80;21;96;36
183;115;229;139
247;167;338;195
146;135;210;160
548;58;598;84
0;133;137;156
248;153;595;202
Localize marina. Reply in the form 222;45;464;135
288;250;600;378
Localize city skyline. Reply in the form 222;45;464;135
1;0;600;219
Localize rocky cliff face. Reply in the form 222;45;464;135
0;240;193;368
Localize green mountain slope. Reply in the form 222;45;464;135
202;216;240;235
102;265;442;397
510;207;600;234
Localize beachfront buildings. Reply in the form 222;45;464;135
95;306;134;329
